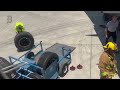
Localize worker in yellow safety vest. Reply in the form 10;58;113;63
15;22;25;33
98;42;118;79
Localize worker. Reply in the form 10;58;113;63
98;42;118;79
15;22;25;33
105;15;119;45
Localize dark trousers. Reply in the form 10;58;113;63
106;30;117;44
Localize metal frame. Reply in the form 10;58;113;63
1;41;44;79
1;41;75;79
62;47;72;60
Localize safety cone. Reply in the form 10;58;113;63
77;64;83;69
70;66;75;71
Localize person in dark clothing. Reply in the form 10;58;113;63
105;16;119;44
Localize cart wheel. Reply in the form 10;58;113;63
25;52;34;60
37;52;59;70
14;32;34;52
28;73;43;79
59;63;69;77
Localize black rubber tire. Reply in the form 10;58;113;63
28;73;43;79
25;52;34;59
0;57;15;79
59;63;69;77
14;32;34;52
0;70;9;79
37;52;59;70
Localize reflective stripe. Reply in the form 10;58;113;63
108;55;117;69
101;72;116;78
106;66;112;70
101;72;108;76
108;55;114;61
114;64;117;68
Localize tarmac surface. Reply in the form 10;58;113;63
0;11;119;79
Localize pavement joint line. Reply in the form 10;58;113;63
79;32;81;68
0;43;103;48
90;26;93;79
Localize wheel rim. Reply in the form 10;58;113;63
19;37;31;47
63;65;68;74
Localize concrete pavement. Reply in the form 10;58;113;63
0;11;119;79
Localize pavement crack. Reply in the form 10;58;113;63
90;27;93;79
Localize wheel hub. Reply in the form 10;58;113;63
19;37;31;47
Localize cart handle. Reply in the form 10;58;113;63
2;62;27;74
9;56;26;64
62;47;72;56
8;41;43;62
9;56;42;69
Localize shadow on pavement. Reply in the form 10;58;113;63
86;34;98;37
85;11;106;46
85;11;120;78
